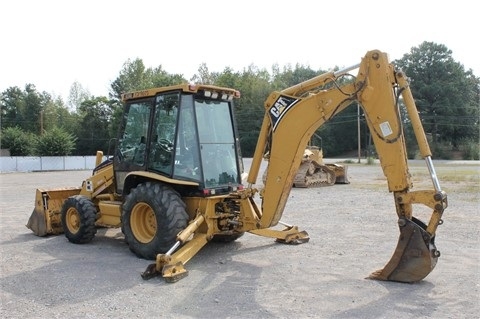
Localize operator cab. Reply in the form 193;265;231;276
114;84;243;196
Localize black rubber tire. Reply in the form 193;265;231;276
121;182;188;260
61;195;98;244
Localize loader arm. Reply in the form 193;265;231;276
248;50;447;282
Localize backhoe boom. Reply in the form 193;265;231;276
247;50;447;282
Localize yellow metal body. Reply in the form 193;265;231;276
27;51;447;284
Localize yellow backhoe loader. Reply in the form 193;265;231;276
27;50;447;284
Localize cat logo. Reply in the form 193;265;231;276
269;95;299;131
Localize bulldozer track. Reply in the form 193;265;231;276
293;161;336;188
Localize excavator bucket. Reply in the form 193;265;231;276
368;217;439;283
26;187;81;236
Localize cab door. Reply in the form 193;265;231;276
114;98;153;194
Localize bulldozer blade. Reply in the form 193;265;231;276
334;166;349;184
368;217;439;283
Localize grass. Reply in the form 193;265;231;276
351;162;480;198
410;166;480;184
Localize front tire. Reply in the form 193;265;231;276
61;195;98;244
121;182;188;260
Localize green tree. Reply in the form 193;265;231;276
110;58;147;100
149;66;186;88
316;70;361;157
230;65;273;156
0;86;25;130
271;63;321;89
110;58;186;101
0;126;36;155
395;41;480;154
76;96;117;155
23;84;45;134
67;81;91;111
191;63;217;85
0;84;70;135
317;106;360;157
41;93;76;132
213;67;239;89
35;126;76;156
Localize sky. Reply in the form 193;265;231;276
1;0;477;102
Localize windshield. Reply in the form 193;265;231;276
195;99;239;188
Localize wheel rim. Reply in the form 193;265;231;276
130;202;157;244
65;207;80;234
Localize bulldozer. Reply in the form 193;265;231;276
294;133;349;187
295;145;349;187
262;137;350;187
27;50;447;283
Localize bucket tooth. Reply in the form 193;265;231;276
368;217;439;283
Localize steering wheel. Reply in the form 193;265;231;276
158;138;173;152
155;138;173;165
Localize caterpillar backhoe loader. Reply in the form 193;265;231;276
27;50;447;284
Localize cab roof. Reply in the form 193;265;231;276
121;84;240;101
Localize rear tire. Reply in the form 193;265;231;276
61;195;98;244
121;182;188;260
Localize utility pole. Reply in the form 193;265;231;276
40;110;44;135
357;103;361;163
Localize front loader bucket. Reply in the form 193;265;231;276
27;207;48;236
26;187;81;236
368;217;439;283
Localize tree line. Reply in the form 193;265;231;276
1;41;479;159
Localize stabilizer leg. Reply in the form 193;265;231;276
249;221;310;244
142;214;208;283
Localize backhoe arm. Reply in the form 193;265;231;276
248;50;447;282
248;68;359;228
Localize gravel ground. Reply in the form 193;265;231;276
0;160;479;319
